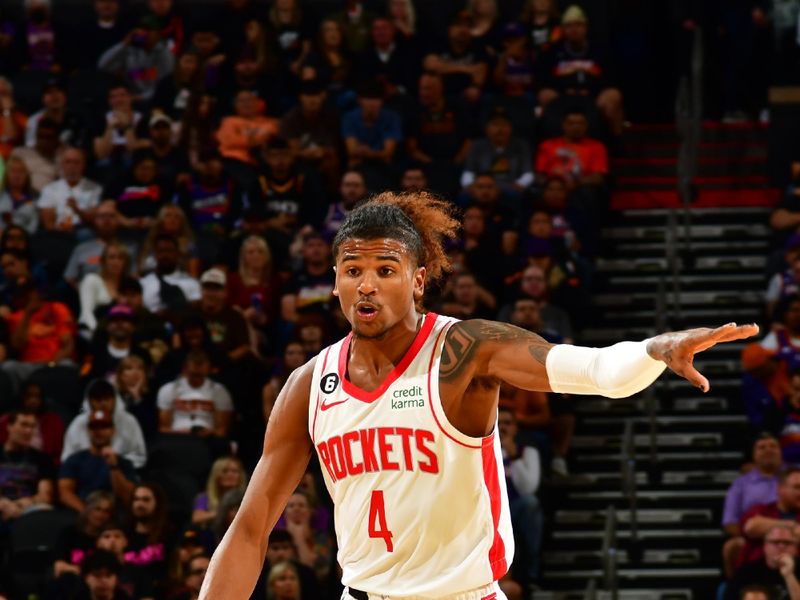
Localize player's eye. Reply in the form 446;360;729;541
346;268;360;277
380;267;394;276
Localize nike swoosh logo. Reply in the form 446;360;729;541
320;398;349;411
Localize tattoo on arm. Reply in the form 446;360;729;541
440;320;551;384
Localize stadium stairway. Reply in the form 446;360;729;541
533;204;773;600
610;122;780;210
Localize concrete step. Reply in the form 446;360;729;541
543;548;702;568
571;432;723;450
602;224;770;241
555;508;713;526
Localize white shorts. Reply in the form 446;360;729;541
340;581;507;600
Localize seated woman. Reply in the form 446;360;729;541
78;242;130;336
191;456;248;527
115;355;157;439
0;155;39;235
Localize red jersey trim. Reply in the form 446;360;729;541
426;325;484;450
311;346;333;443
482;437;508;581
339;312;438;403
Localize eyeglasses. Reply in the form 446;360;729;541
765;539;796;547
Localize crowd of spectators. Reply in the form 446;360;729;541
720;149;800;597
0;0;620;598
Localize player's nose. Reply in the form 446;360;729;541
358;277;378;295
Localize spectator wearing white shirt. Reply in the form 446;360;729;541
139;234;200;315
37;147;102;237
157;349;233;438
61;379;147;469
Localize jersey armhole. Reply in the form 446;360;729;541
427;319;493;450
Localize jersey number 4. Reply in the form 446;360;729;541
368;490;394;552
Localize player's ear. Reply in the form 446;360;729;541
332;265;339;296
412;266;426;302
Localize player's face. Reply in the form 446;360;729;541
334;238;425;339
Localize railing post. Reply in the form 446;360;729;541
583;577;597;600
601;505;618;600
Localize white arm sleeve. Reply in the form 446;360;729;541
545;340;667;399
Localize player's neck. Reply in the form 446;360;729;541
349;312;422;372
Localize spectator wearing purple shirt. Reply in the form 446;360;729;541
722;433;782;579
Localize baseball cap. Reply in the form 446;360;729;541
89;409;114;429
562;5;588;25
108;304;135;321
149;113;173;128
741;343;777;371
200;268;226;287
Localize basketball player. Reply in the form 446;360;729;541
200;193;757;600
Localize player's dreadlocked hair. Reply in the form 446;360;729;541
332;191;460;283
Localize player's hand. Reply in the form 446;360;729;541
780;553;795;578
646;323;759;392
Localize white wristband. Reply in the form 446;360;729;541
545;339;667;398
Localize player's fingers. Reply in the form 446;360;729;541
677;362;710;393
689;323;759;352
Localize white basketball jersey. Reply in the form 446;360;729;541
308;312;514;597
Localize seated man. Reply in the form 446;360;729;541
98;16;175;104
725;523;800;600
722;434;782;578
422;11;489;104
535;109;608;191
59;409;137;512
76;548;132;600
95;521;154;600
740;468;800;568
537;6;624;135
62;379;147;470
461;110;534;197
63;200;136;288
0;409;55;521
139;234;201;316
37;147;102;237
1;281;76;395
10;117;60;194
157;349;233;439
193;269;250;364
341;81;402;186
279;79;340;190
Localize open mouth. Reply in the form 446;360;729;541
356;304;379;320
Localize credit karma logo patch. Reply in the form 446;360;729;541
390;386;424;410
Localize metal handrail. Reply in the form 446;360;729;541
601;505;619;600
621;419;638;547
583;577;598;600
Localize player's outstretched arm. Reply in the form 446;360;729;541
199;358;316;600
446;319;758;397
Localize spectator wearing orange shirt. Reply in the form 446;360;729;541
217;90;279;198
1;281;76;394
0;77;26;160
535;108;607;190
